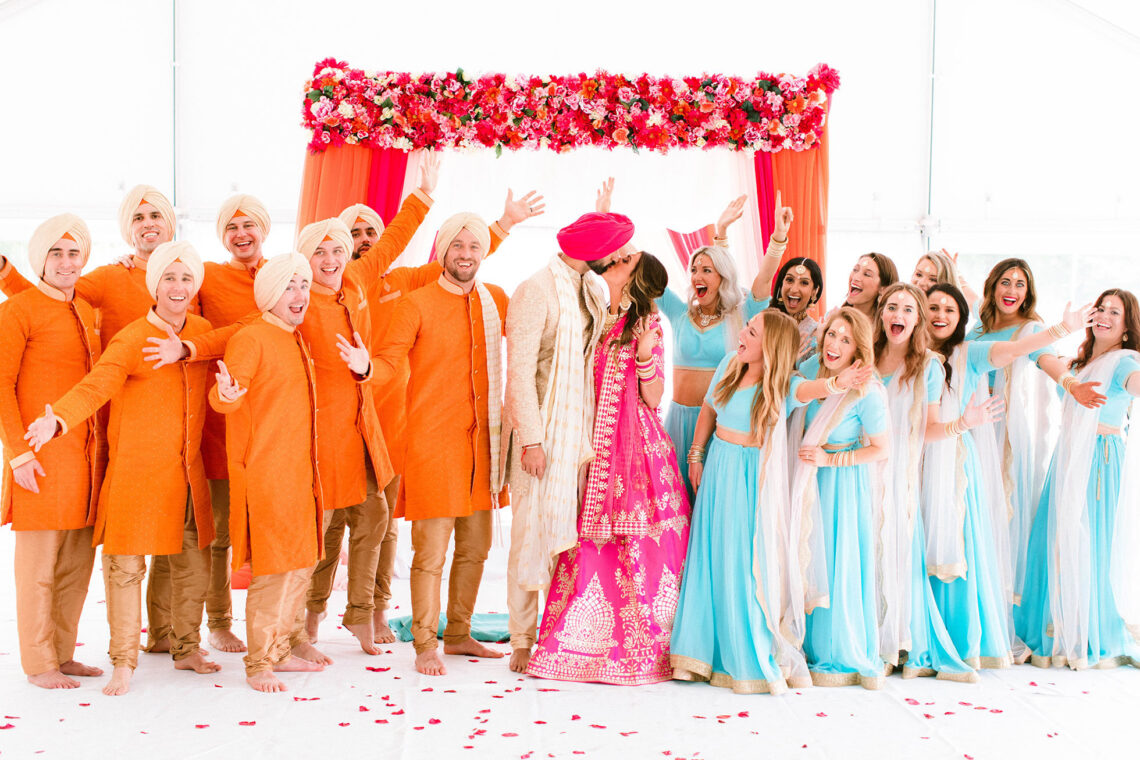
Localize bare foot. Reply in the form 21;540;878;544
273;657;324;672
345;621;380;655
291;642;333;666
444;637;505;659
174;650;222;674
508;647;532;673
147;636;171;653
28;669;80;689
247;671;287;692
415;649;447;676
101;665;133;696
372;609;397;644
305;609;326;643
208;628;247;653
59;660;103;678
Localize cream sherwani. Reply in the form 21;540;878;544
503;256;606;651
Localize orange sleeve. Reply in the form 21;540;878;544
187;310;260;361
73;266;107;309
371;298;421;388
489;221;507;255
0;258;32;298
209;329;260;413
51;331;137;437
349;190;433;286
0;300;33;467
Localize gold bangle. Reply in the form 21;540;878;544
1049;322;1071;340
825;376;843;395
1061;375;1076;393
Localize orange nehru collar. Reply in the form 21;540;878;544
61;232;76;241
322;235;334;242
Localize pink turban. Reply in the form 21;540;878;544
556;212;635;261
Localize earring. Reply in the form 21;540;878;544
619;285;632;312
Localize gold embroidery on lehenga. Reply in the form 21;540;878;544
554;573;617;655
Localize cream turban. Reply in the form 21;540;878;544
337;204;385;238
28;214;91;279
295;218;353;261
118;185;175;247
434;213;490;261
215;194;271;242
145;241;205;301
254;252;312;312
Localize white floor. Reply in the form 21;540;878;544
1;526;1138;760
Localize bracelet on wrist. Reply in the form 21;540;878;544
1048;322;1072;340
1060;375;1077;394
824;376;845;395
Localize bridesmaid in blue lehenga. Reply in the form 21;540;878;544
650;193;793;500
791;307;889;689
1016;289;1140;670
872;283;977;682
923;284;1090;668
670;311;864;694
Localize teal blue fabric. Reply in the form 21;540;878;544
389;613;512;643
664;400;701;500
654;288;764;370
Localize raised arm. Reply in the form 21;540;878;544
749;193;791;301
988;303;1093;369
0;257;33;298
794;360;873;403
636;320;665;410
370;297;422;389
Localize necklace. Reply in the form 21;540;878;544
696;307;722;328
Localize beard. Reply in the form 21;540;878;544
586;258;614;275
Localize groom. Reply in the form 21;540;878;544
503;209;635;672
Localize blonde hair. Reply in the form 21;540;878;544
712;310;799;446
873;282;931;386
687;246;743;320
817;307;875;392
917;250;961;289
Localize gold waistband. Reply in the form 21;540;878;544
1098;424;1121;437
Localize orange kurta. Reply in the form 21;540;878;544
197;259;263;480
51;310;214;555
372;276;509;520
367;224;507;474
0;283;102;530
0;257;201;351
210;314;324;576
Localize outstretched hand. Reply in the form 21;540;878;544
835;359;873;392
1061;302;1096;334
715;195;747;238
962;394;1004;429
215;360;246;403
1069;379;1107;409
501;189;545;229
418;152;441;195
772;190;793;242
24;404;60;452
337;332;371;376
595;177;615;213
142;321;187;369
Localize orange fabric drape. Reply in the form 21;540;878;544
297;145;373;230
772;121;830;316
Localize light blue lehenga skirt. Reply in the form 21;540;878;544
664;401;701;501
903;507;978;681
1015;435;1140;669
803;456;886;688
929;432;1013;669
670;436;793;694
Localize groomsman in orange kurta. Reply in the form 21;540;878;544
372;212;511;676
338;189;543;643
26;242;218;697
0;215;103;689
211;253;362;693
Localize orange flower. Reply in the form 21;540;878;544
699;101;714;113
612;127;630;144
788;95;806;114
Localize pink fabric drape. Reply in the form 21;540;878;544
365;148;411;226
753;151;776;246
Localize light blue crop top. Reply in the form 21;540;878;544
968;321;1055;391
655;288;765;370
1058;355;1140;429
798;355;888;445
704;354;807;435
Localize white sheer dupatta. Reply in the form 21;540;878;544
922;346;968;581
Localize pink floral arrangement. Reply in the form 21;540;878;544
301;59;839;154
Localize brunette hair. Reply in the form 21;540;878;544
771;257;823;314
1072;289;1140;372
927;283;970;387
873;282;931;386
712;310;799;446
817;307;875;393
977;258;1042;333
845;252;899;314
618;252;668;347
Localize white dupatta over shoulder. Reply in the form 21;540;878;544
1048;349;1140;667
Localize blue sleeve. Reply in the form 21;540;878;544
799;354;822;381
704;354;734;409
655;289;687;325
745;293;769;319
966;340;996;374
785;374;808;414
858;388;889;437
966;322;984;341
924;358;945;403
1112;356;1140;395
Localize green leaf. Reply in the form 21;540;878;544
306;89;322;102
495;143;503;158
748;111;762;123
378;97;393;109
523;108;536;117
638;98;650;110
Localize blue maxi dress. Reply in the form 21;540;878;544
655;289;764;499
882;359;977;682
1015;354;1140;668
928;342;1014;668
799;356;889;687
670;357;807;693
